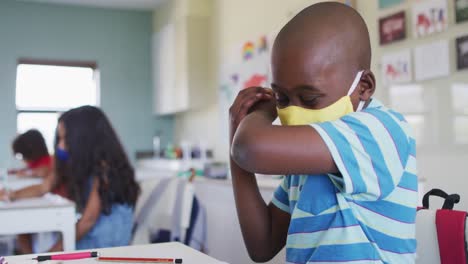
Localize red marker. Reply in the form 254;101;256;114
33;252;99;262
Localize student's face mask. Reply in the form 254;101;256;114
56;147;69;162
277;71;365;126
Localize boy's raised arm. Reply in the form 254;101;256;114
230;158;290;262
231;101;338;176
229;87;290;262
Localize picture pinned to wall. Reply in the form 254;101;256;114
218;34;275;145
381;49;412;86
379;11;406;45
456;35;468;70
412;0;448;38
414;40;450;81
219;35;272;104
242;42;255;61
238;36;271;90
455;0;468;23
379;0;404;9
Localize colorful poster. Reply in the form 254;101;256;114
218;34;274;146
456;0;468;23
379;0;404;9
381;49;412;86
379;11;406;45
456;35;468;70
412;0;448;38
414;40;450;81
238;36;271;90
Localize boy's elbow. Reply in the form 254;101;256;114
247;247;276;263
231;132;261;173
249;253;275;263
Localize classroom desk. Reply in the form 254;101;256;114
3;242;227;264
0;194;76;251
5;175;42;191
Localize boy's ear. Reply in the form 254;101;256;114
358;69;376;101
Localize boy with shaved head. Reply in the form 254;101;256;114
229;2;417;263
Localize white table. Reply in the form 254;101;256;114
4;175;42;191
0;194;76;251
4;242;227;264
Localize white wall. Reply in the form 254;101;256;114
174;0;330;162
359;0;468;210
174;0;468;209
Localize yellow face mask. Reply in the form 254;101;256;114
277;71;365;126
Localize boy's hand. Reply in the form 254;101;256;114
229;87;275;143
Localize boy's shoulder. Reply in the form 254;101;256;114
363;98;406;120
343;98;414;140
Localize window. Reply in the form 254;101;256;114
16;60;99;152
451;83;468;144
389;84;431;145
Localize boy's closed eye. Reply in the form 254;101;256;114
299;93;322;108
272;84;325;109
274;91;289;107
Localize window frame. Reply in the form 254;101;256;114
15;59;100;150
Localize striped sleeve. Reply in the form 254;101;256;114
311;108;411;199
271;176;291;213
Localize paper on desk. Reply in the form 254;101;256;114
0;194;69;209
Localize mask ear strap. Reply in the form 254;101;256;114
347;70;365;96
356;100;366;111
348;70;365;111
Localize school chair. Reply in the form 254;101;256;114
131;177;206;251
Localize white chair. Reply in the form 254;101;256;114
131;177;194;245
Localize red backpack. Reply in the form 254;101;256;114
417;189;467;264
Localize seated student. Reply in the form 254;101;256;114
229;3;417;264
49;105;140;251
2;130;59;254
2;130;58;201
1;106;140;252
10;129;53;178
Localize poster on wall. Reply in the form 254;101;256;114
414;40;450;81
381;49;412;86
412;0;448;38
379;11;406;45
218;34;275;146
456;0;468;23
456;35;468;70
237;37;271;90
218;35;272;104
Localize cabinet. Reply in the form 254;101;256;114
152;0;212;115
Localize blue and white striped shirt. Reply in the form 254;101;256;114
272;99;418;264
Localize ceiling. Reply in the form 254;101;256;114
18;0;167;10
